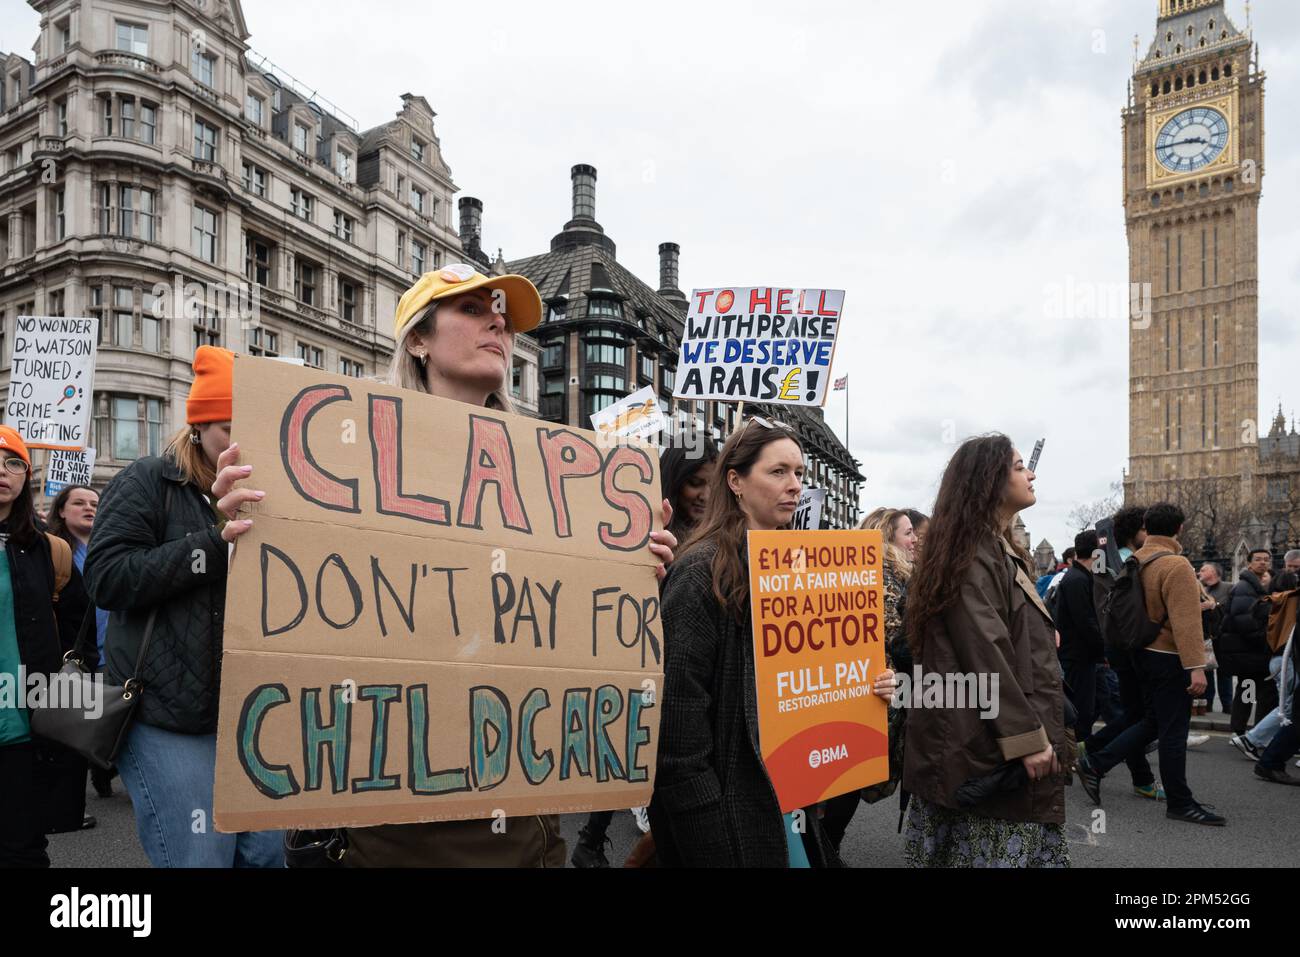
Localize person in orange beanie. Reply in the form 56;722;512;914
83;345;284;867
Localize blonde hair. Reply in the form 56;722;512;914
860;507;913;581
385;302;515;412
164;425;217;493
858;507;887;530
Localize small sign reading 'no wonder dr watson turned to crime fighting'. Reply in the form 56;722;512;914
4;315;97;451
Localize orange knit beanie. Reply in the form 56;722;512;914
186;346;236;425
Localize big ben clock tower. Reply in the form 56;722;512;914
1124;0;1263;507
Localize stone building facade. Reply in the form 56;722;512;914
0;0;473;492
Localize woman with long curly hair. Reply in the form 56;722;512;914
901;435;1069;868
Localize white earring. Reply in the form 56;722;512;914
190;430;201;446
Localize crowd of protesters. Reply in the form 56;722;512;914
3;266;1297;870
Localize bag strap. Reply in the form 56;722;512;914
124;481;175;693
45;532;72;602
69;606;98;665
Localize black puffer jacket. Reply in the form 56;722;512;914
1216;570;1272;674
1;524;80;675
83;455;229;734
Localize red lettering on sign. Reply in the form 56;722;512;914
280;385;359;513
536;428;602;538
369;395;450;525
458;415;532;533
598;447;654;552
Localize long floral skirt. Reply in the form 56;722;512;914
903;796;1069;868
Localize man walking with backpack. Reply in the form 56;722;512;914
1078;503;1223;825
1079;506;1164;801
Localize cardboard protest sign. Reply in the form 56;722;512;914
589;385;667;443
214;358;664;832
748;529;888;812
44;447;95;498
673;287;843;407
791;488;827;531
4;316;97;450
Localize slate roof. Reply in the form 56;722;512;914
507;234;688;358
1140;1;1248;73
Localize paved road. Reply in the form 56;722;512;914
47;730;1299;868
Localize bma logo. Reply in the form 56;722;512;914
808;744;848;769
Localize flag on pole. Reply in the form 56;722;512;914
833;376;848;392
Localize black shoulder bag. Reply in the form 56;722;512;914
31;483;171;769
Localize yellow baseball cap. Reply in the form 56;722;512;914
394;263;543;339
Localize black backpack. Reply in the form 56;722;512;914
1100;553;1180;652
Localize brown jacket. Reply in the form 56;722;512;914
1134;536;1206;669
342;815;565;868
1265;590;1298;654
902;534;1067;825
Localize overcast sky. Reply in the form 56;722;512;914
4;0;1298;553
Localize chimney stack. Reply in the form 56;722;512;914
658;242;681;294
571;164;597;222
552;163;614;254
458;196;483;247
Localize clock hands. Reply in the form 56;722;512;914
1166;136;1209;148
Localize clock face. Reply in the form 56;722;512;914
1155;107;1230;173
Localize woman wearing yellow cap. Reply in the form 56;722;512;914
84;346;284;867
197;265;676;866
311;264;677;867
374;263;670;868
0;426;88;866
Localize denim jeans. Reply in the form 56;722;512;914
1245;655;1292;749
116;721;284;868
1093;651;1195;810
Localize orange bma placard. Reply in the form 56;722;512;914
748;529;888;812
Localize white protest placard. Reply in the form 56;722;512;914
45;447;96;498
791;488;827;531
4;315;98;450
673;287;844;407
589;386;667;443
